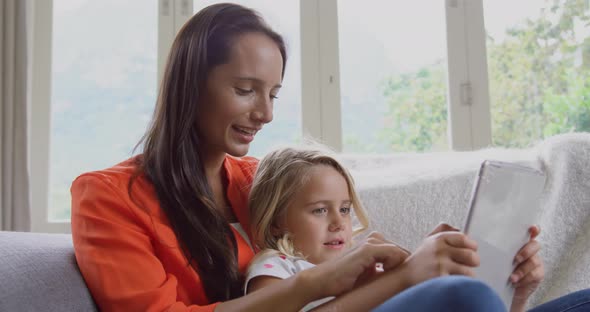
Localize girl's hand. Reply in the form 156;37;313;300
302;232;409;300
353;232;411;287
510;226;545;312
399;223;480;287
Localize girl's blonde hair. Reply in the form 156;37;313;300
248;146;369;258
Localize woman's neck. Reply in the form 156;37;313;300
201;150;226;181
201;150;237;222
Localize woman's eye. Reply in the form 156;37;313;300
340;207;351;215
235;87;253;95
270;94;279;100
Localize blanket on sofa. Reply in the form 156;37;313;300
340;133;590;308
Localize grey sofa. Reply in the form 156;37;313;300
1;133;588;311
0;231;97;311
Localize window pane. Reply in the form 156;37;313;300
484;0;590;147
193;1;302;157
50;0;158;220
338;1;449;153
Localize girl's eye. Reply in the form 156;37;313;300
235;87;253;95
312;208;328;215
340;207;351;215
270;94;279;100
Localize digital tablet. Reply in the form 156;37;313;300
463;160;546;309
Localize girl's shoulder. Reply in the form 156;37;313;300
249;250;315;273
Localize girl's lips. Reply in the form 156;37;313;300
323;240;345;250
324;243;345;250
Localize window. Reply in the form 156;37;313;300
47;0;158;221
484;0;590;147
31;0;588;232
338;0;449;152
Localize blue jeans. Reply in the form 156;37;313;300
530;288;590;312
372;276;590;312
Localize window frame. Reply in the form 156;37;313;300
30;0;66;233
445;0;492;150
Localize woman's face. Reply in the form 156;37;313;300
198;32;283;159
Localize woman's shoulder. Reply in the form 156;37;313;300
72;155;144;189
70;155;157;215
70;155;164;235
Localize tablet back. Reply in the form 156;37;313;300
464;160;546;309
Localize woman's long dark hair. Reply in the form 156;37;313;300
130;3;286;302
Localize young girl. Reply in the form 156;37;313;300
246;146;371;311
244;146;590;312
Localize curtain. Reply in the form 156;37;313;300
0;0;31;231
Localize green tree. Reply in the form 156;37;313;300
380;61;447;152
488;0;590;147
380;0;590;151
544;69;590;136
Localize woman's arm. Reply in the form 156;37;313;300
509;226;545;312
74;174;319;312
72;174;223;312
216;274;315;312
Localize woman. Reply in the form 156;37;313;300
72;4;405;311
71;3;589;312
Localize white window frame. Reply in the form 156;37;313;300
158;0;193;83
30;0;60;233
445;0;492;150
301;0;342;151
31;0;492;232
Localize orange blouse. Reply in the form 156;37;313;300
71;155;258;312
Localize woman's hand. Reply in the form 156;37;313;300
398;223;480;287
301;232;409;300
510;225;545;312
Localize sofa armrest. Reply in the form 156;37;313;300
0;231;97;311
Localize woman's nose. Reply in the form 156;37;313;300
251;96;273;124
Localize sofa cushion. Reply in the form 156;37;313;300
0;231;97;311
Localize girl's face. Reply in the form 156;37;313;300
279;165;353;264
197;32;283;159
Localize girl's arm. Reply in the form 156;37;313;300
217;241;410;312
311;230;480;312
